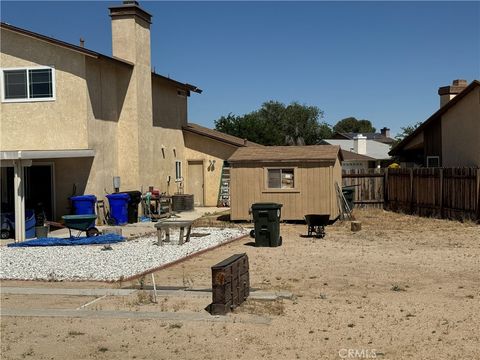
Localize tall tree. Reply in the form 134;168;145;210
390;122;423;149
333;117;376;133
214;101;332;146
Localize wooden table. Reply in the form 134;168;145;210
154;220;193;246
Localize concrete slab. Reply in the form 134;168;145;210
7;207;229;242
0;308;271;324
0;287;136;296
0;286;293;301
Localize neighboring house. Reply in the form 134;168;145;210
340;149;377;170
228;145;343;221
0;1;253;240
389;80;480;167
321;136;391;169
332;127;394;145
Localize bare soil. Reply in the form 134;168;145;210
1;209;479;359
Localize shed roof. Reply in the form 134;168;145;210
228;145;342;163
183;123;262;147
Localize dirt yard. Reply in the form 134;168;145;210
1;209;479;360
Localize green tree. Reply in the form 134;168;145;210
390;122;422;149
332;117;376;134
214;101;332;146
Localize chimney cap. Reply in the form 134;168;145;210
109;1;152;24
438;79;468;96
353;134;367;140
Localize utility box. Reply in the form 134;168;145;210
209;253;249;315
251;203;283;247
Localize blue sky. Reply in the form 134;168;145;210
2;1;479;135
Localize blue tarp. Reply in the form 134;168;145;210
7;233;124;247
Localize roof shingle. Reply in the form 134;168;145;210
228;145;342;162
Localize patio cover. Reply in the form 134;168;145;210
1;149;95;242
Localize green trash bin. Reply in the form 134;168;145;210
251;203;283;247
342;186;356;210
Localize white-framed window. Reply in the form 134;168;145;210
426;156;440;168
1;66;56;102
175;160;182;180
267;168;295;189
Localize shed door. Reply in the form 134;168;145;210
187;161;204;206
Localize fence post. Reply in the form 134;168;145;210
476;168;480;223
409;168;414;214
383;168;389;210
439;168;444;219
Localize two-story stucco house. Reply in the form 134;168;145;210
0;1;253;241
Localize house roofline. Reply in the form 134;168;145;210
1;22;134;67
389;80;480;156
1;21;202;93
152;73;202;94
182;124;256;147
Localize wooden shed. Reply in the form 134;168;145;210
228;145;343;221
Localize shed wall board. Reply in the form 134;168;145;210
230;160;341;221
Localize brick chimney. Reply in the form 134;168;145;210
380;127;390;138
353;134;367;155
438;79;468;108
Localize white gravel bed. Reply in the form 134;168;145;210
0;227;247;281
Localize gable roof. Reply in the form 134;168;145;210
183;123;262;147
228;145;342;163
0;22;201;94
389;80;480;156
321;139;391;160
341;149;375;161
334;132;394;144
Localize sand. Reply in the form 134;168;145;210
1;209;479;360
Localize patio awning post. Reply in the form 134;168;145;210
13;160;26;242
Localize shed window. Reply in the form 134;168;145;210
2;67;55;102
267;169;294;189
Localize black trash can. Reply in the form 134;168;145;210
251;203;283;247
342;186;356;210
119;191;142;223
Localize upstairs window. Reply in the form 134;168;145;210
2;67;55;102
267;168;295;189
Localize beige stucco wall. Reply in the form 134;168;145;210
1;26;192;219
441;87;480;167
137;76;188;195
184;132;239;206
0;29;89;151
230;159;341;221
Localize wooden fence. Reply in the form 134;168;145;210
342;167;480;221
384;168;480;221
342;169;385;208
